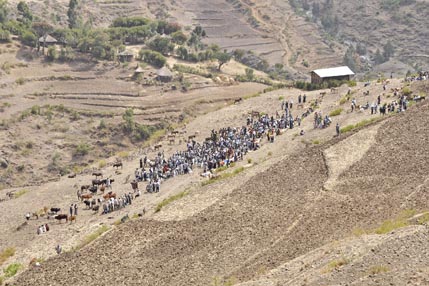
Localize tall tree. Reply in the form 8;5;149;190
17;1;33;23
67;0;80;29
215;51;231;70
0;0;8;24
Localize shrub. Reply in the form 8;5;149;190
46;46;57;61
0;248;15;266
325;258;349;272
15;77;25;85
98;160;107;168
74;143;91;156
368;265;389;275
3;263;22;278
138;49;166;68
247;158;252;164
329;108;343;117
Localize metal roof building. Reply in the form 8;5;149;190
311;66;355;84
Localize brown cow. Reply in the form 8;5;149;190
80;194;93;201
103;192;116;200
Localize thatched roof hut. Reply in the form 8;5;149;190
156;67;173;82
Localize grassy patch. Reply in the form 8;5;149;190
202;167;245;186
77;225;109;249
278;96;284;101
14;189;28;199
0;248;15;266
312;139;321;145
368;265;389;275
3;263;22;278
155;190;189;213
339;94;351;105
325;257;349;272
329;108;343;117
98;160;107;168
374;209;416;234
340;117;381;133
117;151;129;158
15;78;25;85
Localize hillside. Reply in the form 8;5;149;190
11;97;429;285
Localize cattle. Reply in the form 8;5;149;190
69;215;76;223
50;208;61;214
154;144;162;151
92;205;100;212
54;214;68;223
92;171;103;178
113;162;123;169
234;97;243;104
81;194;93;201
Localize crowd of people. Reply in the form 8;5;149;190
132;98;317;193
101;192;136;215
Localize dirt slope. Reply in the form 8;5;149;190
13;100;429;285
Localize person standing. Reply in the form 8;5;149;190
74;204;78;216
303;94;306;103
336;123;340;136
377;95;381;105
298;94;302;104
139;158;143;169
69;204;73;216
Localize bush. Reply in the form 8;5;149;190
155;190;188;212
15;77;25;85
75;143;91;156
138;49;166;68
46;46;58;61
4;263;22;278
329;108;343;117
0;248;15;266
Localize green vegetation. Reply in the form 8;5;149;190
339;94;351;105
0;248;15;266
340;117;381;133
312;139;321;145
155;190;189;212
212;276;237;286
374;209;416;234
329;108;343;117
3;263;22;278
98;160;107;168
74;142;91;156
77;225;109;249
14;189;28;198
325;257;349;272
368;265;390;275
173;64;212;78
15;77;25;85
202;167;245;186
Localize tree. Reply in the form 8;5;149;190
32;21;54;53
343;46;356;71
21;30;36;46
67;0;80;29
122;108;134;133
138;49;166;68
383;41;395;61
176;46;188;60
147;36;174;55
171;31;187;45
0;0;8;24
46;46;57;61
17;1;32;23
215;51;231;70
374;48;385;65
245;68;254;80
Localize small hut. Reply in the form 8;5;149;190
311;66;355;85
38;34;58;46
156;67;173;82
117;50;134;62
134;66;145;74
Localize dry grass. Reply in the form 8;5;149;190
368;265;389;275
201;167;245;186
324;257;349;273
0;247;15;266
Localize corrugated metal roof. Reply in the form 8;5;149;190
312;66;355;78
